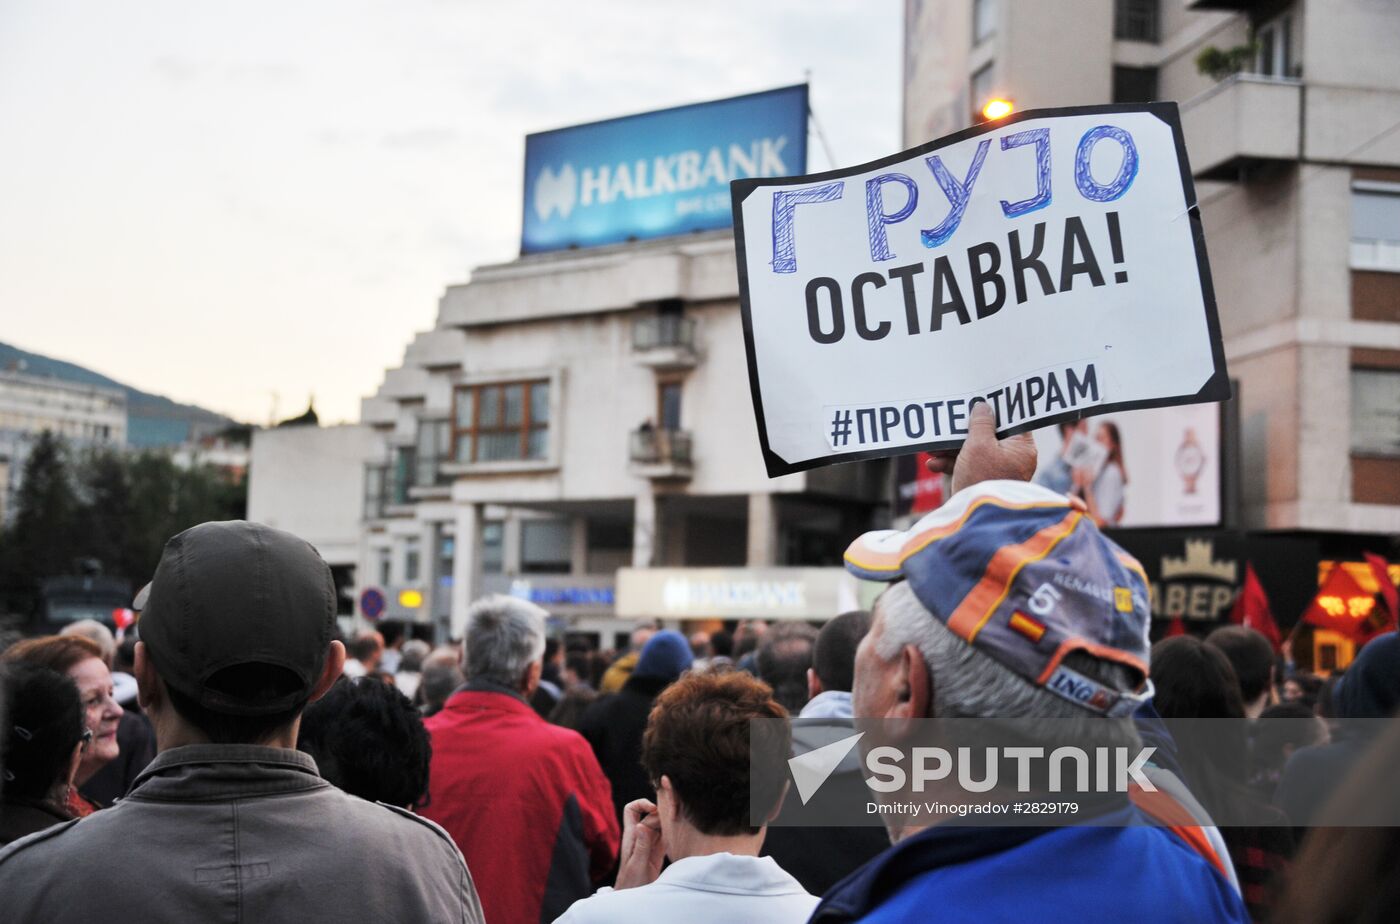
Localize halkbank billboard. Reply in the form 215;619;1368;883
521;85;808;254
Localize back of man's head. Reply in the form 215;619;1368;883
348;631;384;665
137;520;338;745
399;638;431;673
847;482;1152;747
419;648;465;715
756;624;818;714
463;594;547;689
812;610;872;693
1204;625;1275;706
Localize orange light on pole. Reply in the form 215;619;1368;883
982;98;1015;121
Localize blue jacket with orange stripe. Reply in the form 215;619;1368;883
808;803;1249;924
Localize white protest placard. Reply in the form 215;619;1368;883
731;103;1229;478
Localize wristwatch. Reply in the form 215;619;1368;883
1175;428;1206;495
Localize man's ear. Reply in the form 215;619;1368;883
523;659;542;696
807;667;823;702
765;779;790;825
310;640;346;703
134;642;161;712
885;644;931;738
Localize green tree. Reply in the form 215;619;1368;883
1;431;80;615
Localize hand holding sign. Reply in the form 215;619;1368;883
731;103;1228;478
925;401;1038;493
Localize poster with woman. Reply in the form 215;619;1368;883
1031;402;1220;528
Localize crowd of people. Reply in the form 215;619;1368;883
0;406;1396;922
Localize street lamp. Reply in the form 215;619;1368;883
982;98;1015;121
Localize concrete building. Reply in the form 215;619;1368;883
246;423;380;621
904;0;1400;539
0;369;127;522
357;231;887;642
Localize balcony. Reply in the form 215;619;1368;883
629;427;693;480
631;315;698;370
1181;75;1301;180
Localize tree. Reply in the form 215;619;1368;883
1;431;80;615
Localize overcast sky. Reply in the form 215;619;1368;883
0;1;902;425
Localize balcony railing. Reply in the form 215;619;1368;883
633;315;695;350
631;315;699;369
1180;74;1301;180
629;427;693;479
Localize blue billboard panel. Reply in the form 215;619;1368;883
522;85;808;254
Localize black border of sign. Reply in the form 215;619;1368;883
730;101;1232;479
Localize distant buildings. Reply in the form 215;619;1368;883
0;368;126;522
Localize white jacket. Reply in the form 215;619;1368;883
554;852;818;924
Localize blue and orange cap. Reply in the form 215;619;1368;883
845;480;1154;718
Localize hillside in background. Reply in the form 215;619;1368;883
0;341;241;447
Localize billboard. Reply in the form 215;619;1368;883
1030;401;1222;528
522;85;808;254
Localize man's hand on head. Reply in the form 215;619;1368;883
924;401;1037;493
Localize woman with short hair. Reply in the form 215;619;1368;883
0;662;90;845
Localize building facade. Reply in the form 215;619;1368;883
905;0;1400;538
356;231;888;640
0;369;127;522
903;0;1400;665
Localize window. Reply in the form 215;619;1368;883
415;419;451;486
453;380;550;463
658;380;683;431
1352;369;1400;456
363;464;387;519
404;538;421;583
970;62;995;124
1113;0;1159;43
1255;14;1295;78
1112;66;1158;104
391;445;415;505
522;519;572;575
1352;184;1400;271
481;522;504;575
973;0;996;44
377;550;392;587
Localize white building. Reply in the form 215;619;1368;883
357;231;887;642
246;422;381;620
0;369;127;522
904;0;1400;539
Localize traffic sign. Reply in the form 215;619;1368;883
359;587;386;621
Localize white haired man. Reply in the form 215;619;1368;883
419;595;619;924
808;405;1249;923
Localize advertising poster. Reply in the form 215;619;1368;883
1030;401;1221;528
732;103;1229;477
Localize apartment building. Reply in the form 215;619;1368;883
903;0;1400;659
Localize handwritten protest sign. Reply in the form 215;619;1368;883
731;103;1229;478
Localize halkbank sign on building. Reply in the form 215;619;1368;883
521;84;808;253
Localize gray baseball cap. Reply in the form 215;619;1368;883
140;521;336;716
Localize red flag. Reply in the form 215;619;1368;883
1230;563;1282;652
1164;618;1187;638
1365;552;1398;628
1303;563;1388;644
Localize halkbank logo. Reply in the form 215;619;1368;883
531;137;792;224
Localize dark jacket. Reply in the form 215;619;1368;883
80;709;157;805
810;802;1248;924
0;798;72;847
577;673;671;821
1276;632;1400;827
421;684;620;924
761;716;890;896
0;744;484;923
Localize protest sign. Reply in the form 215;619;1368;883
731;103;1229;478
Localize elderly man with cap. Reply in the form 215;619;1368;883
808;405;1249;924
0;521;484;923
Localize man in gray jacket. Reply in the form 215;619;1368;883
0;521;485;923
